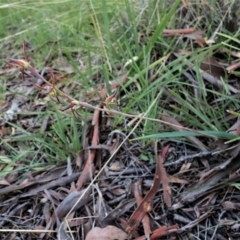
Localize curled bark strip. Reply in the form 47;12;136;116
133;180;151;238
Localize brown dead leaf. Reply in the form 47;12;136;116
56;188;91;218
184;31;206;47
158;145;171;207
222;201;236;210
179;163;191;173
110;188;126;196
200;58;225;79
133;180;151;238
127;145;170;233
227;118;240;135
200;64;238;93
0;178;10;186
85;226;128;240
150;224;179;240
43;201;51;224
109;161;124;171
168;176;188;184
220;48;240;58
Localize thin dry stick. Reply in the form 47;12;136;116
163;28;196;35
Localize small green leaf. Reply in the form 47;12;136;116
140;154;149;161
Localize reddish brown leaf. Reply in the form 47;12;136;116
127;145;170;233
150;224;179;240
158;145;171;207
133;180;151;237
76;107;100;190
